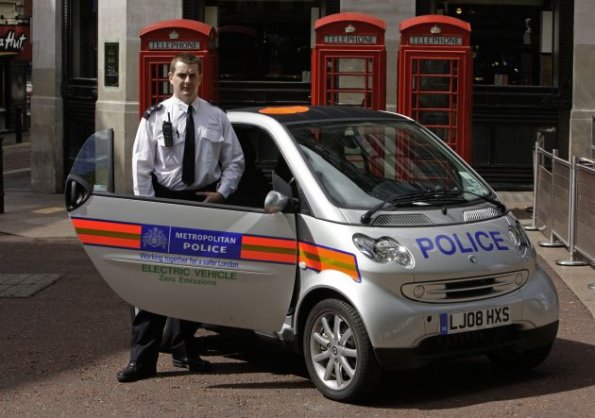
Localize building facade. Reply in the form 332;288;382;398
31;0;595;193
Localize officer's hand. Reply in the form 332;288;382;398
197;191;225;203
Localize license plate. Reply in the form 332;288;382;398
439;306;511;335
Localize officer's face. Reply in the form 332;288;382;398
169;61;202;104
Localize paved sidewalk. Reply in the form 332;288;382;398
0;191;75;238
1;187;594;316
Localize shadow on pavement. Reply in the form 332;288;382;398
198;330;595;408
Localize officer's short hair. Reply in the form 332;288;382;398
170;53;202;74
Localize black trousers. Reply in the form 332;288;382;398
130;310;198;365
129;177;215;366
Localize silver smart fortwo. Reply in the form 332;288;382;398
66;106;559;402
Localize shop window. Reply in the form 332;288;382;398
432;0;556;87
210;0;317;82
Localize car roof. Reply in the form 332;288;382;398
228;105;410;126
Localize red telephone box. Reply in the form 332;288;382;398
311;12;386;110
139;19;218;116
397;15;472;161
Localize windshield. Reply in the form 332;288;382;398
68;128;114;193
287;119;489;210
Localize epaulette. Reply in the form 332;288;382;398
143;103;163;120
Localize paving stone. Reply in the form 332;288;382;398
0;274;61;297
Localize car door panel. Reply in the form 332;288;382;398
70;194;297;331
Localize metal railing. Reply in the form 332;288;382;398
525;141;595;267
575;157;595;263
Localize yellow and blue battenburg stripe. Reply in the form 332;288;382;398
70;218;359;280
299;241;361;282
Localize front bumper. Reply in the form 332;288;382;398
374;320;559;370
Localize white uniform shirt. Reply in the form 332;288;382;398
132;97;245;198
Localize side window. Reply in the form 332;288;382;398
228;124;290;207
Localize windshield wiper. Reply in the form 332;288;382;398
422;189;508;214
406;180;508;213
360;189;507;225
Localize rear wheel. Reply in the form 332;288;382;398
303;299;381;402
487;343;553;371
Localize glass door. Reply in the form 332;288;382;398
324;56;374;108
410;57;461;150
148;59;172;106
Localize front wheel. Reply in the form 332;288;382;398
303;299;381;402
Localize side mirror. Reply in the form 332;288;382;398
264;191;289;214
264;191;299;214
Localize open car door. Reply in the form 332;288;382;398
65;129;298;331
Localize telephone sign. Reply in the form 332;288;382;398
409;35;463;46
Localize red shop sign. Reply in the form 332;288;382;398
0;25;31;60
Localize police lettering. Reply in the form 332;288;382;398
416;231;509;259
182;242;228;254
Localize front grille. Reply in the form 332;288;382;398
445;277;495;299
463;207;501;222
372;213;431;226
401;271;528;303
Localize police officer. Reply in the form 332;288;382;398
117;53;245;382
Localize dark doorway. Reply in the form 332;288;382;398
62;0;98;180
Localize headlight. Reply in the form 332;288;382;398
508;222;530;255
353;233;415;268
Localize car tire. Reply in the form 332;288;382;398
303;298;381;402
487;343;553;371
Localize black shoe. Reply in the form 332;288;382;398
172;357;212;372
116;362;157;382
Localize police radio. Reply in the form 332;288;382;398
162;112;173;147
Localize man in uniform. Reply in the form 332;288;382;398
117;53;245;382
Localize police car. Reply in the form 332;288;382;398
65;106;559;402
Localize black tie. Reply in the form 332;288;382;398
182;105;195;185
